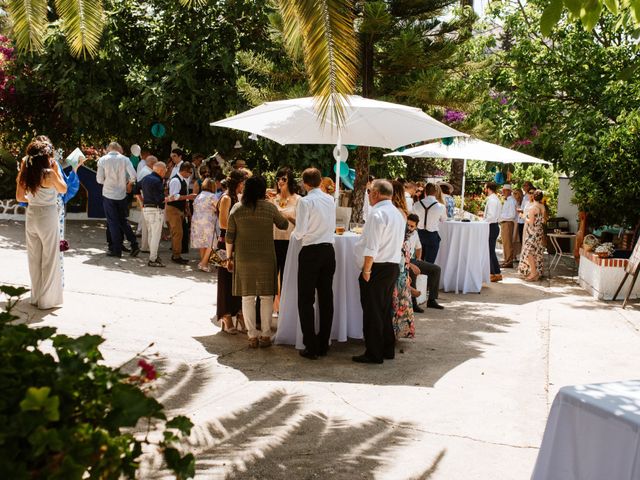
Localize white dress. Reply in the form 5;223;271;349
25;185;63;309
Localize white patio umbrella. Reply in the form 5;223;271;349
385;137;550;210
211;95;467;200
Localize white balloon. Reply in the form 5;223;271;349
333;145;348;162
130;144;141;157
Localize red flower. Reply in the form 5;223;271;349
138;359;157;380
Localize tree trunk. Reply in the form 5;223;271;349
351;33;374;222
450;159;465;195
351;146;369;222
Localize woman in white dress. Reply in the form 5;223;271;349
16;138;67;309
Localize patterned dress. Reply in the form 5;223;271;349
518;206;545;277
392;227;415;338
190;191;218;248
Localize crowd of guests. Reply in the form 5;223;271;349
15;136;546;366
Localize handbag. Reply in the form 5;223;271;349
59;239;69;252
208;248;228;268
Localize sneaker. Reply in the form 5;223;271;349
130;246;141;257
106;251;121;258
171;256;189;265
121;245;131;253
148;259;165;267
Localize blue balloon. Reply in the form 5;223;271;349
151;123;166;138
333;161;350;177
494;172;505;184
348;168;356;182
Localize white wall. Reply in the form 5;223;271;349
557;176;580;233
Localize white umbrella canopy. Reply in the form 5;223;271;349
211;95;467;150
385;137;551;212
384;137;550;164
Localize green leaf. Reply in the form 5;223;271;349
5;0;48;53
0;285;29;298
164;448;196;479
106;384;164;428
19;387;60;421
53;0;106;58
617;63;640;80
564;0;584;18
581;0;602;31
603;0;618;14
166;415;194;436
630;0;640;23
28;426;63;456
541;1;565;36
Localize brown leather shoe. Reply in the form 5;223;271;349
490;274;503;282
259;336;272;348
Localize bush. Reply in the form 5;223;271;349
0;286;195;479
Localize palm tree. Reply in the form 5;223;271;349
5;0;359;125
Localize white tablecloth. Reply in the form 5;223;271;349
434;221;490;293
274;233;363;348
531;380;640;480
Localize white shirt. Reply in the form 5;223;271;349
168;175;187;200
355;199;405;268
363;191;371;222
96;151;137;200
519;195;530;224
484;193;502;223
291;188;336;246
136;158;147;176
499;195;518;222
408;230;421;258
404;192;414;211
170;160;183;180
411;195;446;232
137;164;152;183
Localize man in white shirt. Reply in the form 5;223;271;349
499;184;518;268
96;142;140;258
483;181;503;282
291;168;336;360
353;179;405;364
168;148;184;180
404;181;416;211
411;183;447;263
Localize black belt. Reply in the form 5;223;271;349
303;242;333;247
143;204;164;209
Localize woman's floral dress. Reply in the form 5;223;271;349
392;227;415;338
518;207;545;277
190;191;218;249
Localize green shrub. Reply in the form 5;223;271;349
0;286;195;479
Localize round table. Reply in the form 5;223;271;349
434;221;490;293
274;232;363;348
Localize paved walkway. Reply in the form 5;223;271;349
1;219;639;479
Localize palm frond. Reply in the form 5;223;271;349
54;0;105;58
178;0;207;8
6;0;48;53
278;0;358;129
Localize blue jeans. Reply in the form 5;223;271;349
103;197;138;255
489;222;501;275
418;230;441;264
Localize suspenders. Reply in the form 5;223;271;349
419;199;438;230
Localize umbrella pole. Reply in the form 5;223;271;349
460;158;467;213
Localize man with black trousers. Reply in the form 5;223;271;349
411;182;446;263
353;180;405;364
290;168;336;360
483;181;503;282
406;213;444;311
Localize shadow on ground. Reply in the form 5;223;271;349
141;390;445;480
194;299;516;387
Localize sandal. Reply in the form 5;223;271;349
198;263;211;272
236;313;247;333
221;315;238;335
248;337;259;348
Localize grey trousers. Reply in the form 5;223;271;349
26;205;63;309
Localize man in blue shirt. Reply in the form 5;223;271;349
139;161;168;267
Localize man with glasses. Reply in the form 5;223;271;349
406;214;444;311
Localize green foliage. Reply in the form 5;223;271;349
0;286;195;479
459;0;640;226
541;0;640;34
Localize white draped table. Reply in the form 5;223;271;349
274;232;363;349
531;380;640;480
434;221;490;293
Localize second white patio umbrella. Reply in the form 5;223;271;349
211;95;467;200
385;137;551;210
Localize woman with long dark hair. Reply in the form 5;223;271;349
226;176;289;348
271;166;300;315
16;138;68;309
216;169;247;333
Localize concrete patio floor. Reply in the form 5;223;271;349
1;218;639;479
